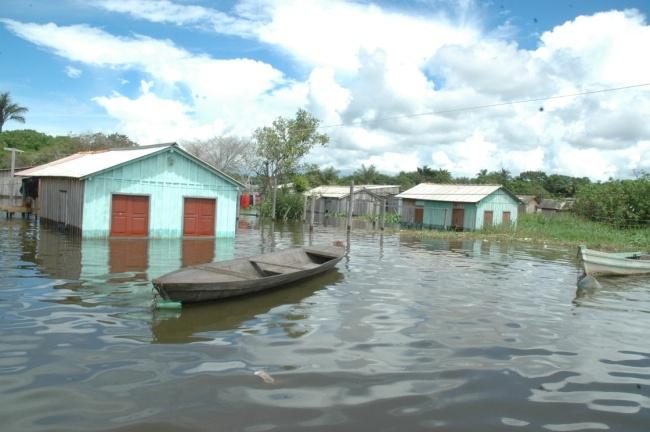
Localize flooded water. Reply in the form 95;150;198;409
1;217;649;431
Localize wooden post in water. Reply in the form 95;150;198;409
303;194;308;222
271;176;277;221
380;198;386;230
346;181;354;231
309;194;316;231
372;200;377;229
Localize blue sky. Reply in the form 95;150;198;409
1;0;650;179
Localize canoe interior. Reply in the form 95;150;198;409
152;245;344;303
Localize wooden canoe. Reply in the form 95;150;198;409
152;245;344;303
578;245;650;276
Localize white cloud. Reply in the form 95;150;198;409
2;18;302;141
362;152;420;174
65;65;82;78
5;4;650;180
93;0;258;37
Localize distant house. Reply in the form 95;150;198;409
16;143;243;238
304;185;399;216
537;198;574;216
396;183;521;231
517;195;539;214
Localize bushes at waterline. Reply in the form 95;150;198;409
574;177;650;228
259;192;304;220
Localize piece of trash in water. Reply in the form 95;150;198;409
155;300;182;310
254;370;275;384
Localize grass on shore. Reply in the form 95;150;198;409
399;213;650;250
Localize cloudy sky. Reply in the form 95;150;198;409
2;0;650;180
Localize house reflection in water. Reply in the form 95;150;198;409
80;237;234;282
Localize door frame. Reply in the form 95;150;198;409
109;193;151;238
182;196;217;238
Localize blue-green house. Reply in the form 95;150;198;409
17;143;243;238
396;183;521;231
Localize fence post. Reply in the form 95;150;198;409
303;194;308;222
380;199;386;230
372;200;377;229
346;181;354;231
310;194;316;232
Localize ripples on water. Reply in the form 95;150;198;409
1;217;649;431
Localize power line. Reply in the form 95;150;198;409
314;82;650;131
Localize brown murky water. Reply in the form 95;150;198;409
1;217;649;431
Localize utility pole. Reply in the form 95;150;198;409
4;147;24;177
4;147;24;204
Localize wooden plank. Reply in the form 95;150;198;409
194;265;257;280
250;260;307;270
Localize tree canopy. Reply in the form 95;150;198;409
253;109;329;218
0;92;28;133
0;130;136;169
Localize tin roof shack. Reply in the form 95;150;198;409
396;184;521;231
16;143;243;238
304;185;399;216
517;195;539;214
537;198;575;216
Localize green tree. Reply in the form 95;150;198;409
353;164;379;184
575;178;650;228
0;92;28;132
253;109;329;219
415;166;453;184
304;164;339;186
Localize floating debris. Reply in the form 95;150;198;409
254;370;275;384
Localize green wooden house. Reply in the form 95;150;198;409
396;183;521;230
17;143;243;238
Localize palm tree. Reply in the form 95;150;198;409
0;92;28;132
354;164;378;184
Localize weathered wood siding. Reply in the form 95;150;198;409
82;147;239;238
37;177;84;229
475;189;519;229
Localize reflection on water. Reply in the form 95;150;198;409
1;216;650;431
152;270;344;343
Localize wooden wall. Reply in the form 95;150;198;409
37;177;85;229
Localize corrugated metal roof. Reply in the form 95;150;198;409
16;144;172;179
305;185;398;199
396;183;502;203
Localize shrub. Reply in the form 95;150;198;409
259;192;304;220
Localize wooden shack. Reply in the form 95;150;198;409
397;183;521;230
537;198;574;216
304;185;399;216
16;143;243;238
517;195;539;214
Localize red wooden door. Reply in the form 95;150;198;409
484;210;494;227
184;198;216;236
451;208;464;230
414;207;424;224
111;195;149;237
502;211;511;224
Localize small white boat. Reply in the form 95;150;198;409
578;245;650;276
